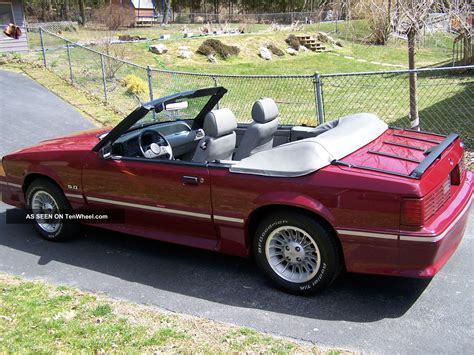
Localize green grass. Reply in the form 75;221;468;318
17;20;474;147
0;273;339;353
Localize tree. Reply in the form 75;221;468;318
162;0;172;25
359;0;436;128
396;0;434;129
354;0;393;45
442;0;472;65
78;0;86;25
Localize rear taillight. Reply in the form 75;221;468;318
401;178;451;227
401;198;424;226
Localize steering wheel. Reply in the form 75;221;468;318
138;129;173;160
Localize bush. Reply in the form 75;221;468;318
92;5;135;30
267;43;285;56
285;35;301;50
196;39;240;59
122;75;147;96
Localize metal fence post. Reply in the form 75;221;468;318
100;54;108;103
146;65;154;101
147;65;156;119
213;76;220;109
65;40;73;84
314;73;325;125
39;27;47;67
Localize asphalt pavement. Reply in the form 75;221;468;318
0;70;473;354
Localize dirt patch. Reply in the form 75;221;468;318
285;35;301;50
267;43;285;57
196;39;240;59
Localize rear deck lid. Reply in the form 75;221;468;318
338;128;459;179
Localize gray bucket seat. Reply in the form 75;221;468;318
234;98;279;161
192;108;237;163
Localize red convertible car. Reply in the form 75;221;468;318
1;87;472;294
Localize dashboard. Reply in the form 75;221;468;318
111;121;204;159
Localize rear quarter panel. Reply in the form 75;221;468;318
209;164;419;267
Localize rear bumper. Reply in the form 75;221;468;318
398;170;473;277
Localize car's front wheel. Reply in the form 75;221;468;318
26;178;79;241
253;212;341;295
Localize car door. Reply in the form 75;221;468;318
81;152;217;249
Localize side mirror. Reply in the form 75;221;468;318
100;144;112;160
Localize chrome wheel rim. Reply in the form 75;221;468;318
31;190;61;234
265;226;321;283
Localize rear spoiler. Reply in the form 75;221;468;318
410;133;458;178
332;132;459;179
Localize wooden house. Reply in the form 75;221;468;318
112;0;157;25
0;0;28;53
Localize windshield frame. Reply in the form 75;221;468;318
93;86;227;152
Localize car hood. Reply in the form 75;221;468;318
7;127;110;155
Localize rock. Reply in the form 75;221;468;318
160;34;170;40
259;47;272;60
149;44;168;55
178;50;193;59
286;47;298;55
316;31;343;47
118;35;145;42
207;54;218;64
178;46;190;51
299;45;309;52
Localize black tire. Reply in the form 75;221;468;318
26;178;79;242
253;212;341;295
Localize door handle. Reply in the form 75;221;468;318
182;176;200;185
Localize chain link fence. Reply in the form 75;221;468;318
173;11;331;25
37;28;473;149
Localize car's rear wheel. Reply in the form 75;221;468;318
26;179;79;241
253;212;341;295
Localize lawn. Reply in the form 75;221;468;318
19;20;473;148
0;272;341;353
30;19;456;75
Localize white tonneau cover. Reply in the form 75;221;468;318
230;113;388;177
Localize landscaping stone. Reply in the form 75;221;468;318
286;47;298;55
259;47;272;60
207;54;218;64
316;31;343;47
299;45;309;52
178;50;193;59
149;44;168;55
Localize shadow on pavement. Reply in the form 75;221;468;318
0;208;430;323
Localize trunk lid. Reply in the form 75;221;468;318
340;128;447;177
337;128;466;198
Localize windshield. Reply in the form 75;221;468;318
130;95;212;130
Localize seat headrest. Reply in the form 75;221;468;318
252;98;279;123
204;108;237;138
